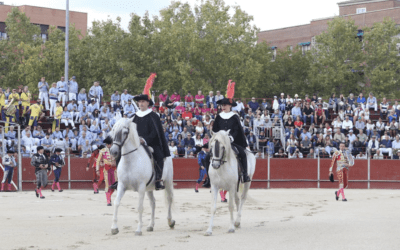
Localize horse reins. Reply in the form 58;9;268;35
113;127;139;156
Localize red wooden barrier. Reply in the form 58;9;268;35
2;158;400;191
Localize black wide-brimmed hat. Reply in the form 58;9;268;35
103;136;113;145
55;148;63;153
216;98;237;107
133;94;154;106
37;146;44;151
202;143;209;149
98;145;105;150
7;150;14;154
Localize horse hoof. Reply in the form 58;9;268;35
135;231;142;236
228;229;235;233
204;231;212;236
147;227;154;232
169;220;176;229
111;228;119;235
235;222;241;228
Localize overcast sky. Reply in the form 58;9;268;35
4;0;341;31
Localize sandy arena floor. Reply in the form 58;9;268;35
1;188;400;250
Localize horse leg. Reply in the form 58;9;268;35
146;191;155;232
165;179;175;228
235;182;250;228
234;190;240;228
111;182;125;235
228;189;235;233
205;185;218;236
135;189;145;236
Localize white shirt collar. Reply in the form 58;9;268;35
219;111;235;119
136;109;152;117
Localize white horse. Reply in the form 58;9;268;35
109;118;175;236
205;130;256;236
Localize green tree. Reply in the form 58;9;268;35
309;17;364;96
0;7;40;88
363;17;400;98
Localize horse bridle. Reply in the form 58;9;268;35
211;140;226;168
113;126;139;156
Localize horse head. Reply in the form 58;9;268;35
110;118;138;158
209;130;231;169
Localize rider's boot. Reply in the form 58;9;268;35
202;177;211;188
110;181;118;190
241;156;251;183
155;158;165;191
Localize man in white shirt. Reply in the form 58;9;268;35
232;99;245;118
22;131;36;155
373;149;384;159
341;116;353;134
347;130;356;144
356;151;367;159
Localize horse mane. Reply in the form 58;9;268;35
111;118;140;148
209;130;233;159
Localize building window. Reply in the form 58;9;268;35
0;32;6;40
302;45;310;55
356;8;366;14
41;34;47;42
58;26;66;33
299;42;311;55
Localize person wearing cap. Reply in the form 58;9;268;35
26;99;43;130
49;148;65;192
68;76;78;101
38;77;50;110
86;145;104;194
31;146;50;199
56;76;68;106
1;150;17;192
97;137;117;206
368;135;379;155
195;143;209;193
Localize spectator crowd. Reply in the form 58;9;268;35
1;77;400;161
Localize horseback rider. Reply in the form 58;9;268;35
203;81;251;187
132;94;171;190
110;73;170;191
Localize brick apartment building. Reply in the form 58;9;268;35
0;2;87;40
257;0;400;58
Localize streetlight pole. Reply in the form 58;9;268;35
65;0;69;95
